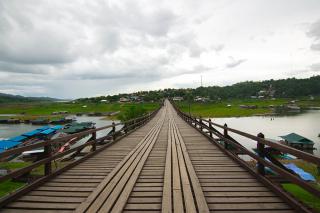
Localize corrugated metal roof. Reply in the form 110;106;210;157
22;129;42;137
280;133;314;144
41;129;56;135
52;125;63;130
0;140;20;152
8;135;27;142
36;126;50;131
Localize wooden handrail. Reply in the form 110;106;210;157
202;119;320;166
170;99;320;199
0;106;161;183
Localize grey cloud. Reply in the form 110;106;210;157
307;19;320;39
307;19;320;51
226;57;247;68
211;44;225;52
0;61;50;74
310;42;320;51
310;63;320;71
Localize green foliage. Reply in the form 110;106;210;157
175;98;320;118
119;105;147;121
0;102;159;119
0;180;25;198
282;183;320;211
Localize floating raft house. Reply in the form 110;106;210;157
280;133;314;150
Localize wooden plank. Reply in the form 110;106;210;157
208;203;291;210
173;121;197;213
1;209;73;213
206;197;284;203
161;119;172;213
6;201;78;209
18;195;85;203
77;109;165;212
172;118;210;213
27;191;91;197
171;120;184;212
104;118;164;212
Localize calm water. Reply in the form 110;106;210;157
211;110;320;157
0;115;120;140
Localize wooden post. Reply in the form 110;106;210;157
133;119;136;129
91;130;97;151
223;123;228;150
44;143;52;176
208;119;213;138
257;132;265;176
124;122;128;134
200;117;203;131
112;122;116;141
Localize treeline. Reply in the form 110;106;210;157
0;93;59;104
77;75;320;102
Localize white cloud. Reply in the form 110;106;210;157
0;0;319;98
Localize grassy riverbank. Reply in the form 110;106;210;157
0;102;160;120
175;97;320;118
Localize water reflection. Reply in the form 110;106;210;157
210;110;320;157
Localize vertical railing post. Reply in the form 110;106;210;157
124;121;128;134
200;117;203;131
208;119;213;138
91;130;97;151
223;123;228;150
257;133;265;176
112;122;116;141
133;119;136;129
44;142;52;176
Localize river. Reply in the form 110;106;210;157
211;110;320;157
0;115;119;140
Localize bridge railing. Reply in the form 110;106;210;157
0;106;161;205
170;100;320;210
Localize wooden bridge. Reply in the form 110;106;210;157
0;100;319;212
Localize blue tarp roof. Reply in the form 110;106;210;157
36;126;50;131
22;129;42;137
8;135;27;142
41;129;56;135
284;163;316;182
52;125;63;130
0;140;20;152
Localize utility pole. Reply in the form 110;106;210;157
201;75;203;87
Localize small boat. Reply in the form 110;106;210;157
30;118;50;125
61;122;95;134
50;117;74;124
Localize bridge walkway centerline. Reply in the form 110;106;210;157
1;100;299;212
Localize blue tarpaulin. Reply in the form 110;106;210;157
41;129;56;135
0;140;20;152
284;163;316;182
22;129;42;137
8;135;27;142
36;126;50;131
52;125;63;130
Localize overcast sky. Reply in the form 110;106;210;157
0;0;319;98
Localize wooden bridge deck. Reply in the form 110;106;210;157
1;101;298;212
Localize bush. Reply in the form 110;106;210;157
119;105;147;121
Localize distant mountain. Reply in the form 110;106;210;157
0;93;61;103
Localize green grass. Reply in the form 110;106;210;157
0;161;69;198
176;97;320;118
282;183;320;211
0;180;25;197
0;102;159;120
